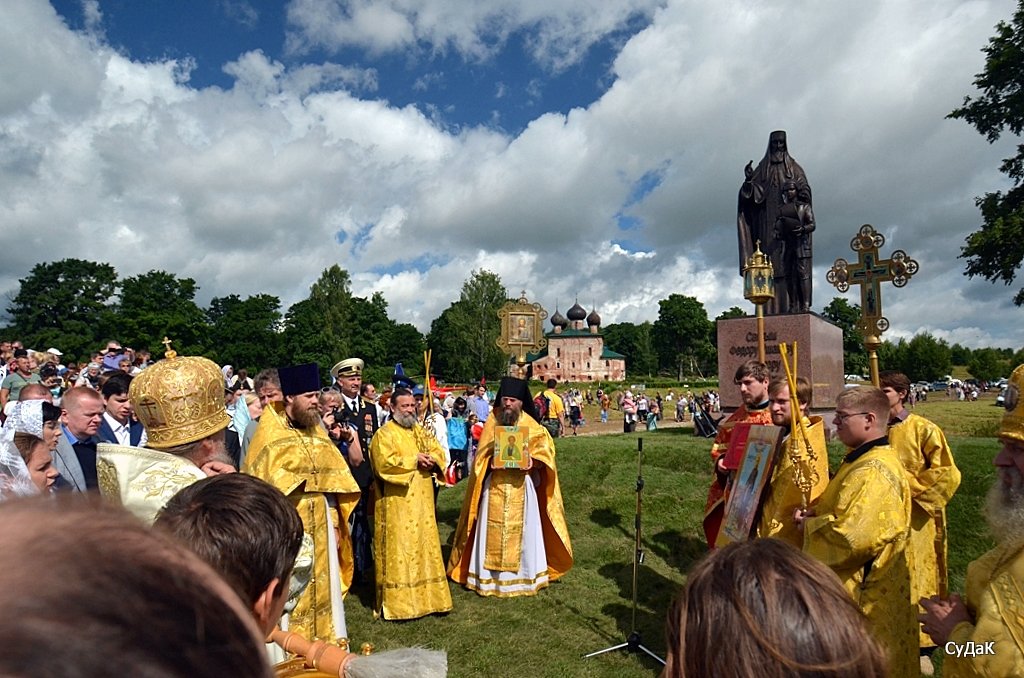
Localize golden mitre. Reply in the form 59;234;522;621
1000;363;1024;444
129;340;231;450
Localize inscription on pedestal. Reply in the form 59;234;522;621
717;314;844;411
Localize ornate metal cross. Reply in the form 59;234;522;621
826;224;919;386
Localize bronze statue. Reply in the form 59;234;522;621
737;131;812;314
776;181;814;313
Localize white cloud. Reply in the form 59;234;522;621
284;0;663;71
0;0;1021;356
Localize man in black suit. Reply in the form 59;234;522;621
97;372;146;447
329;357;380;584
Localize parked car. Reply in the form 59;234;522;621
931;381;949;392
996;386;1008;407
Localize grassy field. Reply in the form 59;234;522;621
341;396;1005;678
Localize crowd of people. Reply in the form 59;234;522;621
0;335;1020;677
0;338;577;675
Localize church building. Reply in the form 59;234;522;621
529;302;626;382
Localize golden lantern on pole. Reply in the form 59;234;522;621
743;241;775;364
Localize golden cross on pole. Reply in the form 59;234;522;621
826;224;919;386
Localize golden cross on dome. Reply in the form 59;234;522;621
161;336;177;359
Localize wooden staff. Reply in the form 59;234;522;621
423;349;434;418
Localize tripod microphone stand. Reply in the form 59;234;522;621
584;437;665;666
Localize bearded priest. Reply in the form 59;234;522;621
448;376;573;597
920;363;1024;676
243;363;361;643
367;387;453;620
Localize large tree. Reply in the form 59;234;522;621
385;322;426;385
652;294;714;379
5;259;118;360
426;270;508;382
347;293;392;369
949;1;1024;305
822;297;869;375
118;271;209;355
949;342;973;366
348;292;424;385
881;333;952;382
427;304;471;382
968;347;1008;382
278;265;357;378
602;321;658;377
906;334;953;381
207;293;282;371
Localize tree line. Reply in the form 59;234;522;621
3;259;1020;385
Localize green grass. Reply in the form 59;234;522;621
342;400;1005;678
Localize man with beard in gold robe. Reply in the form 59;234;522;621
368;387;452;620
920;363;1024;676
448;376;572;597
795;386;916;677
243;363;360;643
757;377;828;547
881;370;961;673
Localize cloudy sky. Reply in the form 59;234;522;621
2;0;1021;349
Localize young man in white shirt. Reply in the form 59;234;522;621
98;371;147;447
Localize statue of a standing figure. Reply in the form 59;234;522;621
775;181;814;313
737;131;812;314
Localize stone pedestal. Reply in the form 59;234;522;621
716;313;844;411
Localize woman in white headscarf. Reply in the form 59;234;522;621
0;400;62;498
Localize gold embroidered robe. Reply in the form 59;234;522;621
888;412;961;647
803;442;917;678
447;413;573;593
96;443;206;525
243;402;360;642
368;421;453;620
757;415;829;547
944;541;1024;677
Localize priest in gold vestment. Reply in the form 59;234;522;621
448;376;572;596
243;363;360;643
881;371;961;658
757;377;829;547
97;343;236;525
368;387;452;620
920;363;1024;677
796;386;917;677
